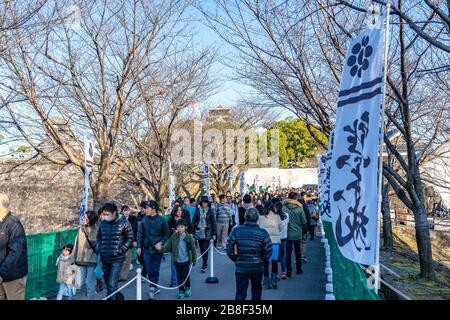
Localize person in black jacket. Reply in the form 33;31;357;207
96;203;133;300
299;192;311;263
136;200;169;300
226;207;272;301
238;194;253;225
0;193;28;300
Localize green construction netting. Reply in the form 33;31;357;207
323;221;379;300
25;229;79;299
26;215;171;299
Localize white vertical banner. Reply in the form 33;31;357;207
226;168;233;194
329;12;387;266
239;172;245;196
79;137;94;225
277;175;281;188
168;158;175;209
254;174;260;193
271;175;277;191
320;130;335;223
203;163;210;199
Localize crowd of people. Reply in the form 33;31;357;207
0;188;320;301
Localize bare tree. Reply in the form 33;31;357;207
0;0;196;209
119;46;217;208
199;0;449;280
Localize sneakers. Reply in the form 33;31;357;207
200;266;207;273
177;291;185;299
148;287;161;300
296;269;303;274
280;272;287;280
302;257;308;263
148;288;155;300
286;271;292;278
184;288;192;297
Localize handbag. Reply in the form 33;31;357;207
82;228;97;254
233;243;238;256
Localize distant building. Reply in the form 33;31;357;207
207;105;232;123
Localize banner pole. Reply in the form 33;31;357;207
375;2;391;293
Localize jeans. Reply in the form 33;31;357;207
171;256;178;286
102;261;124;300
280;239;287;273
77;265;97;300
286;240;302;273
197;239;210;268
235;272;263;300
263;260;279;277
143;253;163;289
56;284;74;300
216;223;229;248
175;261;191;292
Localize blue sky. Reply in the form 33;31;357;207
189;5;296;119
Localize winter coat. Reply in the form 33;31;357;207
192;207;217;240
73;223;99;266
96;214;134;263
307;204;318;226
226;221;272;274
160;232;197;265
283;199;307;241
56;254;76;285
215;203;232;225
280;213;289;240
137;214;170;255
0;212;28;282
238;207;246;225
257;211;283;244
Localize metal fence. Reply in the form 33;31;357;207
323;221;380;300
25;229;79;299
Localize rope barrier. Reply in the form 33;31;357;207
197;243;213;260
213;246;228;255
141;263;194;290
101;242;215;299
102;275;138;300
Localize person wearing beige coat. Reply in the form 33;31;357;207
72;211;99;300
257;201;283;289
56;245;76;300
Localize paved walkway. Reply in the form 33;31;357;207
72;236;326;300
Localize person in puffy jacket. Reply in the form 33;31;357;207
282;192;307;277
136;200;169;300
96;203;133;300
0;193;28;300
226;208;272;301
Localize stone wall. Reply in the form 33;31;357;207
0;160;133;234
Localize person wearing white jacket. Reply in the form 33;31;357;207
270;198;289;280
258;200;283;289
